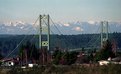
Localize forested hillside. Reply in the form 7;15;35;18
0;32;121;57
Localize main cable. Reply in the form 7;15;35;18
4;16;39;59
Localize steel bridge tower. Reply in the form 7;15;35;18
39;14;50;50
39;15;50;65
101;21;109;48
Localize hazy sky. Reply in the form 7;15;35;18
0;0;121;23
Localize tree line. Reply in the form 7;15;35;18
0;32;121;59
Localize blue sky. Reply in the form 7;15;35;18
0;0;121;23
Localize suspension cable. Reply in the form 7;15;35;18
84;23;100;48
49;17;70;49
50;17;63;35
4;17;39;59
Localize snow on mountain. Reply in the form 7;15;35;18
0;21;121;35
0;21;37;34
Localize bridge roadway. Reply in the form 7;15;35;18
68;47;99;52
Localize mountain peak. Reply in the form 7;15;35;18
0;21;121;35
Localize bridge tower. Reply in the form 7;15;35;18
39;15;50;64
100;21;109;48
39;14;50;50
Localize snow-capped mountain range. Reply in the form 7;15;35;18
0;21;121;35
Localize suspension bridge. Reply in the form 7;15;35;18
1;14;118;66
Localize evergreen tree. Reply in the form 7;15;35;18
52;49;62;64
94;40;115;61
19;41;40;63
